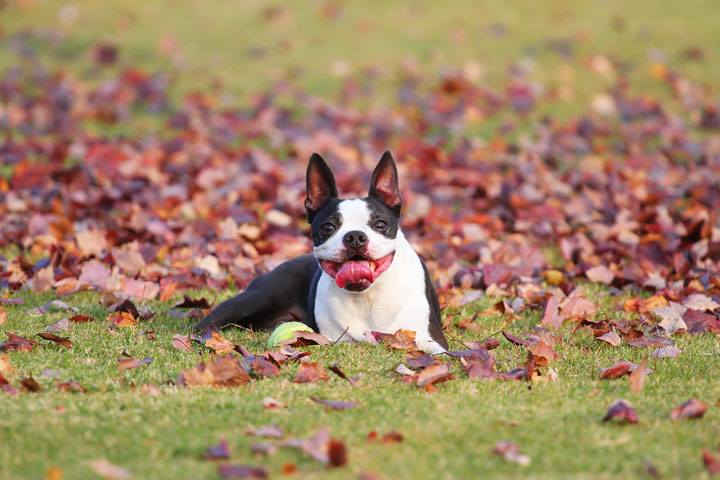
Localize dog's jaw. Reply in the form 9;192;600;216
318;251;395;292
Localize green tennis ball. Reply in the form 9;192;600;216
267;322;314;349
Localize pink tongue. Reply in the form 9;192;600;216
335;261;373;289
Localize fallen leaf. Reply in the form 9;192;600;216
174;294;211;309
328;363;358;387
280;331;330;347
261;397;286;409
0;333;40;352
602;399;638;423
599;361;632;379
89;459;131;480
106;312;138;328
245;425;284;439
251;357;280;378
327;438;347;467
205;331;235;355
670;398;708;420
204;438;230;460
171;334;193;353
57;380;87;393
416;362;455;389
217;464;268;479
585;265;614;284
0;354;14;374
654;302;688;335
294;362;330;383
683;293;720;311
597;331;622;347
0;306;6;325
502;331;533;347
652;346;682;358
310;397;361;410
629;357;648;393
45;318;71;332
69;314;95;323
37;332;72;349
117;356;152;372
177;356;251;388
703;448;720;475
21;376;41;392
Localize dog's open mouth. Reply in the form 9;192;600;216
319;252;395;290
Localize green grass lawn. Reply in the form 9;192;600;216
2;0;720;478
1;289;720;479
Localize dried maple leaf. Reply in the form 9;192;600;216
629;357;648;393
585;265;614;284
654;302;688;335
596;331;622;347
0;333;40;352
36;332;72;349
251;357;279;378
652;346;682;358
311;397;361;410
45;318;71;332
502;331;533;348
602;399;638;423
117;356;152;372
205;331;234;355
0;354;15;374
177;356;251;388
416;362;455;389
294;362;330;383
683;293;720;311
57;380;87;393
559;290;598;320
387;329;418;351
463;356;497;379
204;438;230;460
540;292;564;330
670;398;708;420
530;340;558;366
172;334;193;353
403;351;437;369
106;312;138;328
599;361;632;379
69;314;95;323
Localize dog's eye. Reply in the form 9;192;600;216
321;223;336;234
373;220;388;231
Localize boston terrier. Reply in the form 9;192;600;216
195;152;448;353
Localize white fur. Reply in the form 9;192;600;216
314;222;444;354
313;199;396;262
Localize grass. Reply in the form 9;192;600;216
1;288;720;479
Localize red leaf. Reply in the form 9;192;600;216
602;399;638;423
294;362;329;383
670;398;708;420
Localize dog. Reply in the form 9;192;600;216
195;151;448;353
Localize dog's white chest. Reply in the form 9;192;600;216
313;234;442;353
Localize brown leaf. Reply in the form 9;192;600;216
602;399;638;423
559;290;599;320
21;376;41;392
57;380;87;393
327;438;347;467
670;398;708;420
703;449;720;475
629;357;648;393
205;331;235;355
294;362;330;383
540;292;563;329
45;318;71;332
652;346;682;358
380;431;404;444
585;265;614;284
530;340;558;366
596;331;622;347
36;332;72;349
0;333;40;352
403;351;437;369
502;331;532;347
204;438;230;460
328;363;358;387
387;329;418;351
464;356;497;379
177;356;251;388
171;334;193;353
117;356;152;372
217;464;268;479
0;354;15;374
0;306;6;325
69;314;95;323
251;357;280;378
599;360;632;379
106;312;138;328
311;397;361;410
416;362;455;389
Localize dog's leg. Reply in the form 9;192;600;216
194;254;319;332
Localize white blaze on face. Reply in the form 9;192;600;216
313;199;396;261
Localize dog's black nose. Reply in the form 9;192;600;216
343;231;368;249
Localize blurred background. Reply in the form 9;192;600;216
2;0;717;121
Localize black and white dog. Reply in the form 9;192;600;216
195;152;448;353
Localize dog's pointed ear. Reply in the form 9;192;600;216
305;153;338;221
369;151;402;215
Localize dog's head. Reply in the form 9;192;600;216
305;151;402;292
